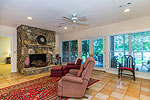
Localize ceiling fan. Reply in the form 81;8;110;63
58;14;89;28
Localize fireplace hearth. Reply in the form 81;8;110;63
29;54;48;67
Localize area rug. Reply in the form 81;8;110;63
0;76;99;100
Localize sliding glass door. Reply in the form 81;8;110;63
81;40;89;63
110;31;150;72
93;38;104;67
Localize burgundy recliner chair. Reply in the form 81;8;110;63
63;58;83;75
57;57;95;98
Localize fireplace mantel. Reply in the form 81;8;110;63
25;44;55;48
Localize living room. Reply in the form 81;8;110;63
0;0;150;100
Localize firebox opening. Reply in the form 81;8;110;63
29;54;48;67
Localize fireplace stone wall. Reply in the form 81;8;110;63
17;25;56;74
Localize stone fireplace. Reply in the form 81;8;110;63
17;25;56;75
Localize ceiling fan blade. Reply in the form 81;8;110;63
77;23;89;26
60;21;72;25
78;16;87;21
58;25;62;27
58;21;73;27
62;17;72;21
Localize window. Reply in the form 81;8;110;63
70;40;78;62
82;40;89;62
62;40;78;62
93;38;103;67
62;41;69;62
110;31;150;72
110;34;129;68
132;32;150;72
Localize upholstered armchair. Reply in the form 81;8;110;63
65;57;83;72
57;57;95;98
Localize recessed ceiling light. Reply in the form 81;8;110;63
124;9;130;13
27;17;32;20
64;27;68;29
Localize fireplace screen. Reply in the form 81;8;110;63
29;54;48;67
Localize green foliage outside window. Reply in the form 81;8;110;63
93;39;103;55
82;40;89;62
93;38;103;67
70;40;78;62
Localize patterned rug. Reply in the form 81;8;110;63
0;76;99;100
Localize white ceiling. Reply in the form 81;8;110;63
0;0;150;34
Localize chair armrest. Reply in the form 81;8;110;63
62;76;83;84
75;65;81;68
67;63;75;65
69;69;79;76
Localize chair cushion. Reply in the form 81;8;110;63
51;66;63;71
67;63;75;65
77;65;84;77
66;73;76;77
66;65;79;69
120;67;133;70
62;66;68;76
62;66;67;70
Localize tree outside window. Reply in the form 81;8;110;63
82;40;89;62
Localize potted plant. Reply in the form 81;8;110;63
25;57;30;68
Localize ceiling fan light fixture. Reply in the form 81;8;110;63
73;20;77;23
27;17;32;20
64;27;68;29
124;8;130;13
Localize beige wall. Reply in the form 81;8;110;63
0;37;11;64
0;25;17;72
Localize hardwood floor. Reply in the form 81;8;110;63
0;64;11;74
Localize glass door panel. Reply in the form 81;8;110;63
70;40;78;62
142;52;150;72
132;52;143;71
82;40;90;63
93;38;103;67
62;41;69;62
110;34;129;68
132;31;150;72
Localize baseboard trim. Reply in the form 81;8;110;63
94;67;150;79
11;70;17;72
